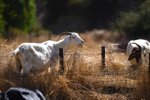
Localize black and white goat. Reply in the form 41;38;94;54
126;39;150;64
0;87;46;100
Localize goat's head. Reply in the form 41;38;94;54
59;32;85;46
128;43;142;64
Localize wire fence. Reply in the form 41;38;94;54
59;46;150;74
59;46;150;79
58;46;150;99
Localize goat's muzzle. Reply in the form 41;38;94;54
79;40;85;47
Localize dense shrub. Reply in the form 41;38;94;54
1;0;37;38
0;0;5;35
112;0;150;39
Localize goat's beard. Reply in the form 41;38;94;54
79;44;84;47
128;50;141;64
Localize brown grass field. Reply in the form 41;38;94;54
0;32;150;100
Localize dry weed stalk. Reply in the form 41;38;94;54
0;34;148;100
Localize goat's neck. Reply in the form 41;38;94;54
54;38;70;49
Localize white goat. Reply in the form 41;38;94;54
12;32;84;76
126;39;150;64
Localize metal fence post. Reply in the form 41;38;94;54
101;46;105;69
59;48;64;73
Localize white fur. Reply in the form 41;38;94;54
12;32;84;76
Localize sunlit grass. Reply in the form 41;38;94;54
0;32;149;99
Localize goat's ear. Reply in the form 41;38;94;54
128;50;141;60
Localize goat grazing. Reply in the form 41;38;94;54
12;32;84;76
0;87;46;100
126;39;150;64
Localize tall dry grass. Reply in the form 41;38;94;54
0;33;149;100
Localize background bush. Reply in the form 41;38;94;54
0;0;150;39
112;0;150;39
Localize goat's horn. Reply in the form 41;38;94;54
133;43;142;52
57;32;71;37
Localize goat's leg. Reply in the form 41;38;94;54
15;58;22;74
21;64;32;77
49;59;58;74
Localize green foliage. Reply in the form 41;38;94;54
3;0;37;35
113;0;150;39
0;0;5;36
0;0;148;38
112;11;141;38
24;0;37;32
139;0;150;31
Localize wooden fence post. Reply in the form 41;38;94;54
59;48;64;73
101;46;106;69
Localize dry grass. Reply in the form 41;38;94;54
0;32;150;100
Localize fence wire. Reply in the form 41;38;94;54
58;48;150;99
